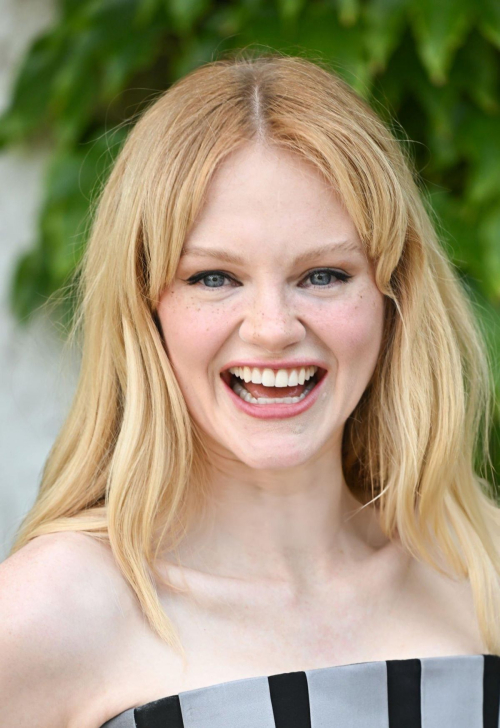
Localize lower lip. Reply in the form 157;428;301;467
220;372;328;420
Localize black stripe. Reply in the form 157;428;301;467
483;654;500;728
134;694;184;728
268;670;311;728
386;658;421;728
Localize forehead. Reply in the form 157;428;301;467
197;142;334;218
182;142;365;261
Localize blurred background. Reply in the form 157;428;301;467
1;0;499;560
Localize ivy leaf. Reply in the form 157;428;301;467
100;31;164;101
478;204;500;302
410;0;472;84
170;34;220;79
452;31;499;114
479;0;500;49
134;0;165;26
297;5;371;94
60;0;87;17
0;31;67;146
276;0;306;23
10;249;50;323
430;190;484;282
408;68;461;169
464;281;500;420
232;5;292;48
364;0;410;73
205;6;247;36
337;0;360;27
459;112;500;207
165;0;211;34
10;126;127;321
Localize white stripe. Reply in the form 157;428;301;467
306;660;389;728
100;707;136;728
179;675;276;728
421;655;484;728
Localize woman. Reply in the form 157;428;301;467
1;53;499;728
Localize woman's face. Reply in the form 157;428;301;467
157;143;386;469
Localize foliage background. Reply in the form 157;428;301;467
1;0;499;484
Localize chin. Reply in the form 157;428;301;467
230;443;319;471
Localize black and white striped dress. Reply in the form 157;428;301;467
101;653;500;728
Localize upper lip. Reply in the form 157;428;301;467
221;359;328;372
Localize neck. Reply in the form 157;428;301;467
158;442;390;591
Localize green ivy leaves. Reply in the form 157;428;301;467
410;0;472;85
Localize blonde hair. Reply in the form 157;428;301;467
10;51;500;657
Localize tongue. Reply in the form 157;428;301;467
242;381;307;398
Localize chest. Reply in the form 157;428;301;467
81;559;485;727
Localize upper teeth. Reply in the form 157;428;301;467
227;366;318;387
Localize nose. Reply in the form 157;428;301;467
238;285;306;352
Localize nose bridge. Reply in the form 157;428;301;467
239;277;305;350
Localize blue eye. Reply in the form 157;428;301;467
185;271;235;288
183;268;352;290
305;269;351;286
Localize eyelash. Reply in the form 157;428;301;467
183;268;352;290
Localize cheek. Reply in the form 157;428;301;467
309;289;385;365
157;289;231;371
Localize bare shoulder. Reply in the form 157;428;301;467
0;530;137;627
0;531;138;727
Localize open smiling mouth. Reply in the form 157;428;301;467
220;365;328;406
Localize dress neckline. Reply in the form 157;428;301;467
101;651;493;726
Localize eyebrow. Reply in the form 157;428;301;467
180;240;364;266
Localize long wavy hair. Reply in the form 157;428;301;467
10;51;500;658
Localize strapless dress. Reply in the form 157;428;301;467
100;653;500;727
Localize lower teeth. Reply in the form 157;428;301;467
231;378;316;405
